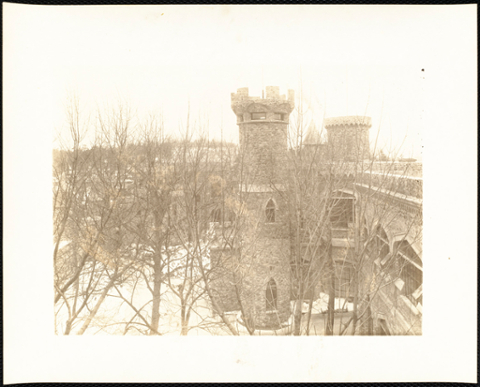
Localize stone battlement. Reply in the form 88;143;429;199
325;115;372;161
231;86;295;114
325;116;372;128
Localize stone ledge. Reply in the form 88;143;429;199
238;120;289;124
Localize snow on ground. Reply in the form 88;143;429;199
294;292;355;314
56;238;354;335
57;285;356;335
55;241;222;335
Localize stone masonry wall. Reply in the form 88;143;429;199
238;190;291;328
239;122;288;185
325;116;371;161
209;247;241;313
239;237;291;329
327;125;370;161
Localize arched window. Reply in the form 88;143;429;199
266;278;278;311
330;191;354;228
393;240;423;304
211;208;221;223
265;199;276;223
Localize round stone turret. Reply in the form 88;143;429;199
325;116;372;161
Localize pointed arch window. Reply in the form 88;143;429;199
266;278;278;311
265;199;276;223
394;240;423;305
211;208;221;223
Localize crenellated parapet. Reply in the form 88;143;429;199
231;86;295;186
231;86;295;123
324;116;372;128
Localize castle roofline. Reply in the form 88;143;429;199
324;116;372;128
231;86;295;104
231;86;295;115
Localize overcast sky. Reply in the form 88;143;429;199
5;5;431;159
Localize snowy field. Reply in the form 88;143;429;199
56;280;354;336
55;240;354;336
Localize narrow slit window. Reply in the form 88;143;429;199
273;113;284;121
266;278;278;311
265;199;275;223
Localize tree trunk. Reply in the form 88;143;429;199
293;280;304;336
211;296;239;335
76;273;116;335
234;281;255;335
305;295;314;336
150;254;162;335
54;249;91;305
366;295;373;335
352;191;360;335
326;242;335;335
351;268;358;335
180;303;189;336
64;318;73;335
64;251;81;335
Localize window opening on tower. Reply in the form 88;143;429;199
266;278;278;311
251;112;266;120
265;199;276;223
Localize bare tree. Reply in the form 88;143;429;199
280;86;422;336
54;92;422;337
54;102;148;335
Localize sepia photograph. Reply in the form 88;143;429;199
4;4;477;383
52;72;423;337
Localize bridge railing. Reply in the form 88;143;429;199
358;171;422;200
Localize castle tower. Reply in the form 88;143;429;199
229;86;295;331
324;116;372;161
231;86;295;185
